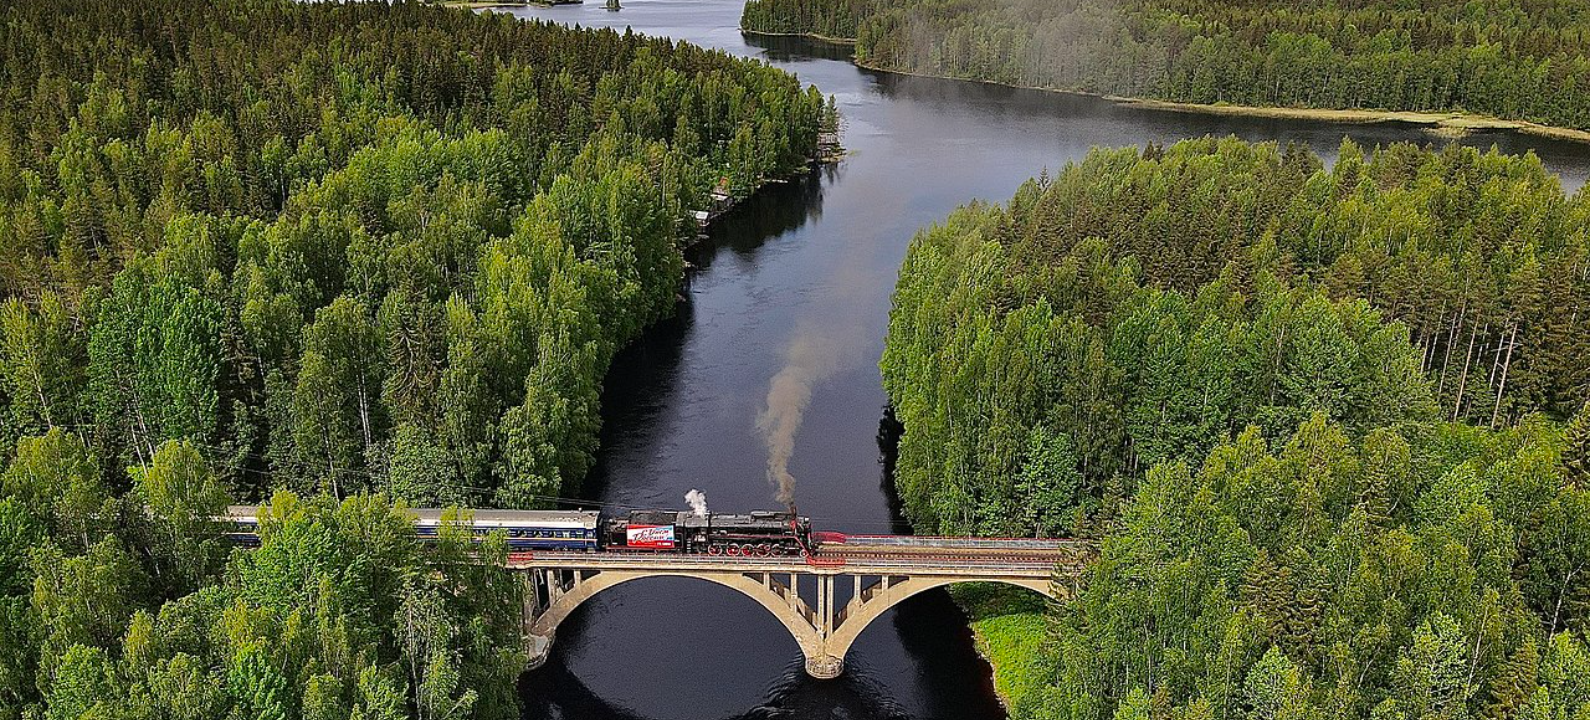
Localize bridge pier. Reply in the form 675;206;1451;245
805;652;844;679
522;570;557;670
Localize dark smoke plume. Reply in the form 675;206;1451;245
756;322;843;505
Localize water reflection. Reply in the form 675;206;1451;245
697;165;835;267
747;34;855;63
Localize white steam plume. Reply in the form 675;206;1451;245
685;489;709;517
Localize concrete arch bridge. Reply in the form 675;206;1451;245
511;535;1095;679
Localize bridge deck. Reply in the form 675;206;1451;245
507;550;1078;577
827;534;1082;550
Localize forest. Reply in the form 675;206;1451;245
741;0;1590;130
881;138;1590;719
0;0;826;717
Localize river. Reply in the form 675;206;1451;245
499;2;1590;718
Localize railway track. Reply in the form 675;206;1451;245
826;542;1081;556
509;549;1080;572
816;533;1094;567
823;548;1080;565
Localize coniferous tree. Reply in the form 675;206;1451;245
1565;403;1590;489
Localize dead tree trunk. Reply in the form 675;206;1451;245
1491;321;1519;429
1438;303;1465;397
1452;323;1483;421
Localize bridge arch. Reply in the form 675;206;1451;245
826;575;1062;667
521;568;1066;680
524;569;828;671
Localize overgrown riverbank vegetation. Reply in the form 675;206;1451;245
0;0;826;716
883;138;1590;718
742;0;1590;132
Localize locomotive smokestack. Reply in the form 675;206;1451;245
685;489;709;517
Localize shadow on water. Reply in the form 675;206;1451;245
889;592;1003;716
578;302;693;503
875;407;912;536
864;67;1132;118
692;164;834;269
741;33;855;63
520;660;650;720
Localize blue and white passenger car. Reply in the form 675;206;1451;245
223;506;601;551
420;508;600;551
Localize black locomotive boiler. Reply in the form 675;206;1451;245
606;509;815;557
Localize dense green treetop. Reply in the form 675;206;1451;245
0;0;826;504
884;137;1587;535
0;0;827;716
882;137;1590;720
743;0;1590;129
1034;415;1590;720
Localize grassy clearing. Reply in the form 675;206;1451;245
949;583;1051;713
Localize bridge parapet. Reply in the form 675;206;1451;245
513;540;1094;679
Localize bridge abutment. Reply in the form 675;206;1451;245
526;632;554;670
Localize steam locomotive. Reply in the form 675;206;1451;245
223;506;818;557
610;509;815;557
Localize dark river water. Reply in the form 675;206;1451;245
500;2;1590;718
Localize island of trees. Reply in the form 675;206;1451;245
0;0;827;716
882;137;1590;719
742;0;1590;132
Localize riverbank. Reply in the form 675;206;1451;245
739;29;1590;146
1112;97;1590;145
739;28;857;45
947;584;1052;716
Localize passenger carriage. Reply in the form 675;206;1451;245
223;506;602;552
